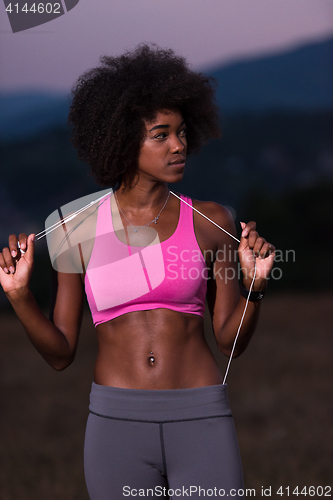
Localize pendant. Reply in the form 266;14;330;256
149;351;155;366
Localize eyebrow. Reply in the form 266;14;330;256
149;120;185;132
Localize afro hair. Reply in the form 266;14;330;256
68;44;221;188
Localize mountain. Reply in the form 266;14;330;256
208;37;333;112
0;92;69;141
0;36;332;141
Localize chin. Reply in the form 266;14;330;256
167;171;185;184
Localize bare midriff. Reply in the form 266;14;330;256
94;308;223;389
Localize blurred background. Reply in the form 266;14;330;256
0;1;332;498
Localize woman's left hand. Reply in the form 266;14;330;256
238;221;275;291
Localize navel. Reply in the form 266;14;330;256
148;351;155;366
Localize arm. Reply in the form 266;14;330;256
0;233;84;370
203;205;275;358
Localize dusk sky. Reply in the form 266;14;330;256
1;0;333;92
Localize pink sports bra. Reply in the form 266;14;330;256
84;193;208;326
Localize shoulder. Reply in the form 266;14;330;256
192;199;237;239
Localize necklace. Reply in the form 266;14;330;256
114;191;170;232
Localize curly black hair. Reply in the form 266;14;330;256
68;44;221;188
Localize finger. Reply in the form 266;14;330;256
258;241;270;259
241;221;256;238
238;223;246;251
2;247;15;273
248;230;259;250
25;234;35;262
238;221;252;252
16;242;24;260
18;233;28;253
0;252;10;274
8;234;19;259
253;237;266;257
238;235;249;253
260;242;276;259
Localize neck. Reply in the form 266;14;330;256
117;180;169;210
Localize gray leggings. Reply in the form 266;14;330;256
84;383;244;499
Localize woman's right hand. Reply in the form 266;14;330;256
0;233;35;296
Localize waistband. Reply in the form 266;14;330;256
89;382;232;422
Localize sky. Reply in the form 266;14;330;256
0;0;333;93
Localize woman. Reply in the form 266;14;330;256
0;45;275;499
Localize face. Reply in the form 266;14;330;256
136;109;187;184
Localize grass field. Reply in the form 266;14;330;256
0;293;332;499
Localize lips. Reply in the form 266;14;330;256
169;157;186;167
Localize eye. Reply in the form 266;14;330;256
179;127;187;137
154;132;167;139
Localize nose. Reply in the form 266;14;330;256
170;134;186;154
